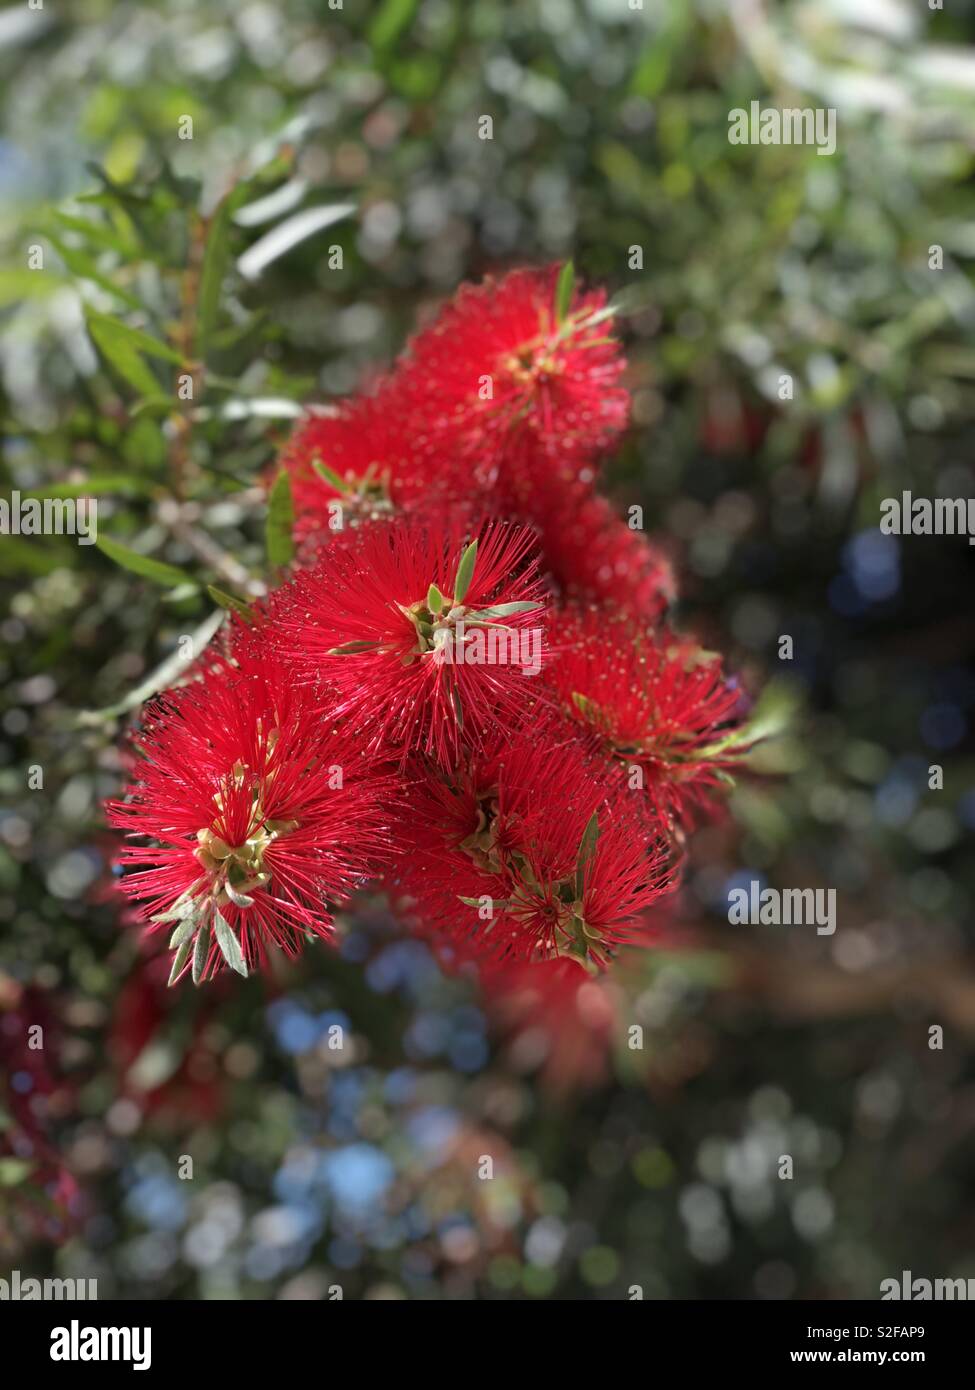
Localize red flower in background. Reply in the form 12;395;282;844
480;956;620;1093
528;491;676;622
0;977;82;1249
546;605;752;831
107;635;396;983
271;515;549;767
109;952;227;1125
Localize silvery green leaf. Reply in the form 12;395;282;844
214;910;248;978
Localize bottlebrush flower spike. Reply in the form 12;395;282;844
280;382;481;553
107;638;396;984
395;263;629;502
527;490;676;622
271;516;550;767
388;718;674;969
546;605;752;830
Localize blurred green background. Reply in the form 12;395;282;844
1;0;974;1299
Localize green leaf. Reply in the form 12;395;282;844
50;209;138;258
453;538;478;603
26;474;155;499
87;313;160;398
327;640;381;655
224;884;254;909
214;909;248;978
265;471;295;570
312;459;350;493
208;585;253;622
369;0;419;49
0;1158;34;1187
554;259;576;324
571;691;600;724
167;938;194;987
466;601;540;618
87;310;182;366
168;915;198;950
191;919;211;985
96;535;193;588
198;188;244;355
427;583;444;615
46;235;142;310
574;811;600;899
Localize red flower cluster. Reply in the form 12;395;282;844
109;265;752;993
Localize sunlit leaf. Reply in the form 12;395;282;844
265;471;294;570
95;536;193;588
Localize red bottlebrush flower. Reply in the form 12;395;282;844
545;605;751;832
106;637;395;984
395;264;629;504
279;384;480;555
480;956;619;1093
387;718;674;969
521;489;674;622
271;516;550;768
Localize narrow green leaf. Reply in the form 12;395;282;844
265;471;295;570
327;640;381;655
574;811;600;899
191;919;211;985
87;314;160;398
50;210;138;258
369;0;418;49
87;310;182;366
168;915;198;950
571;691;597;720
198;192;237;355
467;601;540;618
224;884;254;909
208;585;253;622
214;910;248;978
427;583;444;615
96;535;193;588
26;474;155;499
450;683;464;730
554;259;576;324
312;459;351;493
47;235;142;310
168;938;193;986
453;539;478;603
